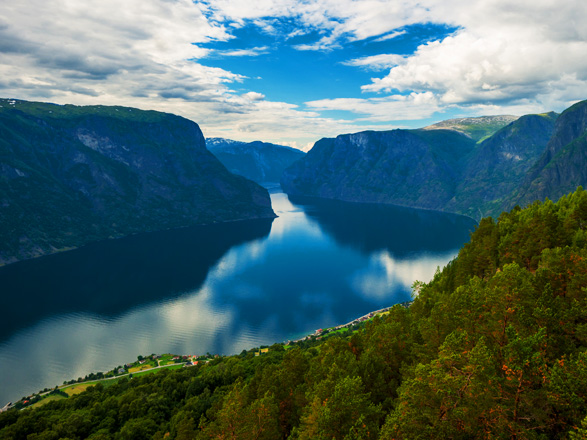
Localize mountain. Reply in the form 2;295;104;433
0;99;275;266
508;100;587;209
282;107;581;220
207;138;305;183
423;114;519;142
281;128;476;211
445;112;558;219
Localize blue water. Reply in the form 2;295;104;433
0;188;476;404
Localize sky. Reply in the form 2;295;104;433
1;0;586;150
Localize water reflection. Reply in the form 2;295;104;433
350;250;456;300
1;288;238;400
288;194;476;256
0;190;475;404
0;219;273;342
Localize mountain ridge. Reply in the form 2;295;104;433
0;99;275;266
282;101;587;220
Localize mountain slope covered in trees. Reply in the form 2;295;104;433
0;99;275;265
2;187;587;439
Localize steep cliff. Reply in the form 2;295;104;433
0;99;275;265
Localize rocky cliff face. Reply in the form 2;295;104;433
509;101;587;208
0;99;275;265
207;138;305;183
281;129;475;211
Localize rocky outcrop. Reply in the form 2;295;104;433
0;99;275;265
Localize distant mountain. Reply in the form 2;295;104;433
282;103;587;221
207;138;305;183
423;115;519;142
508;100;587;209
445;112;558;219
206;138;245;149
0;99;275;265
281;129;476;211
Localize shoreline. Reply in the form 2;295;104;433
2;301;413;411
289;301;412;344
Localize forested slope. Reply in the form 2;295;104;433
3;188;587;439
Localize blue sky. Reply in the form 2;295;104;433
1;0;586;149
198;22;455;107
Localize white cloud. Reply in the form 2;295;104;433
279;141;315;152
372;30;407;43
363;0;587;111
0;0;237;102
306;92;441;122
196;0;587;121
216;46;270;56
241;91;266;101
199;0;429;46
342;54;406;71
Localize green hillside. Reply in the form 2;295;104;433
509;100;587;211
3;187;587;439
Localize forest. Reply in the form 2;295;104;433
2;188;587;439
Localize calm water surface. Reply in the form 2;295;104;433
0;188;476;404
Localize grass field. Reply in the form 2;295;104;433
31;394;67;408
129;363;156;373
63;384;92;396
18;361;191;410
133;365;184;378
